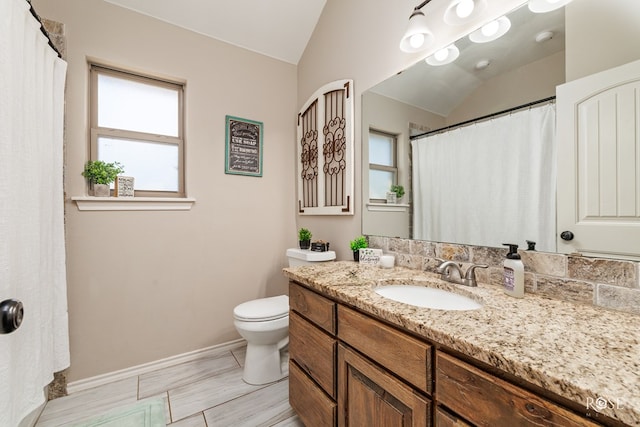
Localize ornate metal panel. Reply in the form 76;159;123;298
300;100;319;208
323;89;347;208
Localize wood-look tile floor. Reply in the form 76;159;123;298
35;344;302;426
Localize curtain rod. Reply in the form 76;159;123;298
27;0;62;58
410;96;556;140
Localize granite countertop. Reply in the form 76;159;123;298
283;261;640;426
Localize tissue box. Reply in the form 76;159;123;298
311;241;330;252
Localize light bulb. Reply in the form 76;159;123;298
456;0;474;18
434;48;449;61
481;20;499;37
409;33;425;49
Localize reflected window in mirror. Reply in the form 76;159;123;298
369;129;398;202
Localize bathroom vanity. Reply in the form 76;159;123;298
284;262;639;427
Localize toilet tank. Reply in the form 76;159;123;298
286;248;336;267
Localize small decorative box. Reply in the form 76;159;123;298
311;241;330;252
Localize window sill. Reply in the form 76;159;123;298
71;196;196;211
366;202;410;212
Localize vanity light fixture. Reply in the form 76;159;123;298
443;0;488;26
468;16;511;43
528;0;573;13
399;0;435;53
426;44;460;66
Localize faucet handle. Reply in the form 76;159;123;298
462;264;488;287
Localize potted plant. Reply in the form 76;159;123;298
82;160;125;197
349;236;368;262
387;184;405;203
298;228;312;250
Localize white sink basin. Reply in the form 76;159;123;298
374;285;482;311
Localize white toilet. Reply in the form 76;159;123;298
233;248;336;385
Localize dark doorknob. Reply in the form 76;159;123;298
560;231;574;241
1;299;24;334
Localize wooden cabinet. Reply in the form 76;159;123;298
289;282;337;426
288;281;609;427
435;407;472;427
338;344;431;427
436;352;600;427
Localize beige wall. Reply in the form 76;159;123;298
447;50;565;124
32;0;297;382
566;0;640;81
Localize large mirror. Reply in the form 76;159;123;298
362;3;566;251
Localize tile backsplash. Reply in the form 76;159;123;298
368;236;640;315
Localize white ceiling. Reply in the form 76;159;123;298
103;0;327;65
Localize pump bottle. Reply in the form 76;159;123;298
503;243;524;298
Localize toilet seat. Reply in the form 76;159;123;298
233;295;289;322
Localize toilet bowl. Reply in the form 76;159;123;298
233;248;336;385
233;295;289;385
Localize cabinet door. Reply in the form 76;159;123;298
290;360;337;427
289;311;336;398
338;344;431;427
557;58;640;259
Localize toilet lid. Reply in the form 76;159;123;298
233;295;289;321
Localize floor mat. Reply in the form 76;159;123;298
69;398;165;427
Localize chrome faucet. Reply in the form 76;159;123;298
436;260;488;287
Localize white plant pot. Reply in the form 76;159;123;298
92;183;110;197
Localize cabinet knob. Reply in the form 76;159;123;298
560;231;574;241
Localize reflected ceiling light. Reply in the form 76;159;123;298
535;31;554;43
469;16;511;43
475;59;491;70
425;44;460;66
399;1;435;53
444;0;487;25
528;0;573;13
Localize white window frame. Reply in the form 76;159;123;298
89;64;185;198
368;129;398;203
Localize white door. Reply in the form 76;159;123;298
557;59;640;259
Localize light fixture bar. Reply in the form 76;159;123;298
399;0;435;53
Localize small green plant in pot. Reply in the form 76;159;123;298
298;228;312;250
349;236;368;262
82;160;125;197
391;184;405;199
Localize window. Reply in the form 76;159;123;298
369;130;397;201
89;64;184;197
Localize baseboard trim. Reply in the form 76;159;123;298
67;338;246;395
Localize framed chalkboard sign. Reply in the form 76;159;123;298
225;115;263;177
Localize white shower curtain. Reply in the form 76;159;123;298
412;103;556;252
0;1;70;426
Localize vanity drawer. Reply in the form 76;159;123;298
290;360;337;427
290;282;336;334
337;305;432;393
436;352;600;427
289;310;336;398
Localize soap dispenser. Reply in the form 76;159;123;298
502;243;524;298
